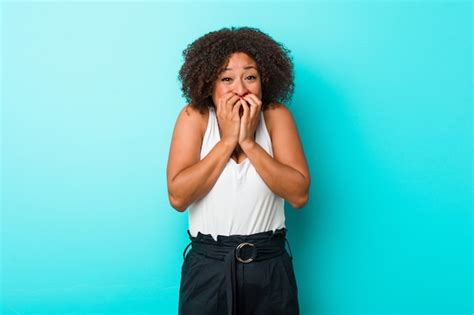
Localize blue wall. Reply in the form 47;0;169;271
1;1;472;314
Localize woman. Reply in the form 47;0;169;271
167;26;310;315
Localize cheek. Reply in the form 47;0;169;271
212;85;224;97
215;85;232;95
252;87;262;99
252;82;262;94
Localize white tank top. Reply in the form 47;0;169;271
188;106;286;241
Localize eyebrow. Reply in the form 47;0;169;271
223;66;257;71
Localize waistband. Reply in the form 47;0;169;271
182;228;293;315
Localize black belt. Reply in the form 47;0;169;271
182;228;293;315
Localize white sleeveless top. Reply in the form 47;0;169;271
188;106;286;241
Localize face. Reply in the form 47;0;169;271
211;52;262;107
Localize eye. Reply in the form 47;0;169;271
221;77;232;82
246;75;257;80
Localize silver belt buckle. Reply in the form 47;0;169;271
235;242;256;263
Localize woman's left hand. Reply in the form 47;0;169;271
238;93;262;147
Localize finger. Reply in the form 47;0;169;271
217;97;224;115
220;92;236;106
242;95;257;118
227;94;240;111
244;94;262;110
222;91;235;101
229;96;241;117
222;92;237;107
217;92;232;113
240;97;250;121
220;94;237;116
232;99;241;118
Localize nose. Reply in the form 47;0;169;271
233;79;249;97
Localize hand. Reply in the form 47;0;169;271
215;91;241;148
238;93;262;147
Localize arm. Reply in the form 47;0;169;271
240;104;310;209
166;105;234;212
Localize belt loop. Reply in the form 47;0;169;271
224;249;237;315
285;238;293;260
182;241;192;260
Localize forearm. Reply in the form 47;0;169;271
241;140;309;208
169;140;234;211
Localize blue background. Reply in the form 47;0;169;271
1;1;472;314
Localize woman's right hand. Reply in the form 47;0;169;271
215;92;241;148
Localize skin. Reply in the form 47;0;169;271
211;52;263;162
167;52;310;211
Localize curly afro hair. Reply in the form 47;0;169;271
178;26;295;114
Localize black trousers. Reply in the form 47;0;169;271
178;228;299;315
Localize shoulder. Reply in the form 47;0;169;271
176;103;209;138
263;102;295;139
